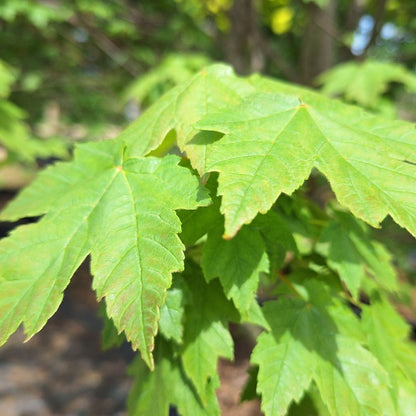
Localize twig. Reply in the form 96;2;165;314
361;0;388;56
276;271;303;298
70;13;141;76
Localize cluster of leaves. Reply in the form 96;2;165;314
0;0;70;28
1;65;416;415
0;0;221;140
0;59;67;187
318;59;416;116
124;53;210;108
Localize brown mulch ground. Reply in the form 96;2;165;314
0;263;262;416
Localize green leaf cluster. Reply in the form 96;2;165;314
124;53;211;108
0;59;67;170
318;59;416;114
1;64;416;415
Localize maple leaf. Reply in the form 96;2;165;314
128;339;221;416
124;53;211;105
201;225;269;315
180;263;236;403
317;59;416;108
362;297;416;414
251;282;395;416
197;74;416;238
317;210;398;298
118;63;254;173
0;139;209;368
158;276;187;344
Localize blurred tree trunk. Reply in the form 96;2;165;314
224;0;265;74
339;0;364;61
300;0;338;85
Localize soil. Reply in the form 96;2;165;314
0;262;263;416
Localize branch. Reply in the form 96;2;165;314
361;0;388;56
258;37;302;83
69;13;141;77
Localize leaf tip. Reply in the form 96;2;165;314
132;340;155;370
222;231;236;240
143;351;155;371
223;222;242;239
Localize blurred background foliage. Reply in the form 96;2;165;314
1;0;416;288
1;0;416;141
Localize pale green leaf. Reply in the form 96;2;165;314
0;213;89;344
119;64;254;173
124;53;210;105
0;59;16;98
158;276;187;344
197;75;416;238
0;139;209;368
1;139;119;221
314;337;395;416
244;299;270;329
303;0;329;8
397;378;416;416
318;60;416;108
362;298;416;400
0;100;66;164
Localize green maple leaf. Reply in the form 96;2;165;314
0;139;209;368
317;210;397;298
251;299;317;416
178;173;223;247
180;263;236;403
99;302;126;350
124;53;211;106
0;214;90;339
252;282;394;416
119;63;254;173
0;100;66;163
362;298;416;382
362;297;416;413
197;74;416;238
158;276;187;344
317;59;416;108
0;60;16;98
252;210;298;272
201;225;269;315
0;60;66;163
314;336;394;416
128;339;220;416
